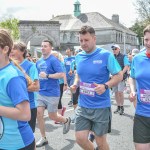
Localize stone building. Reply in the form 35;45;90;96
19;0;138;54
50;0;138;53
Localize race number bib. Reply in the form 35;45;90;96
80;82;95;97
140;89;150;104
0;117;4;140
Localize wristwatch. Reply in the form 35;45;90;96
103;83;109;90
46;74;49;78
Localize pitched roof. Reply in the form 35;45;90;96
50;12;136;35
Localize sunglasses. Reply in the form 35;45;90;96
112;48;117;50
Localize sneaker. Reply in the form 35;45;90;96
36;137;48;147
114;106;120;114
61;106;66;116
63;117;71;134
119;106;125;115
89;133;95;143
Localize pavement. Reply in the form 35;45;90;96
35;89;135;150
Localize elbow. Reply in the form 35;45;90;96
22;112;31;121
119;71;123;81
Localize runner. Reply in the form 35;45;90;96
0;29;35;149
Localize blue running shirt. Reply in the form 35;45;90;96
21;59;39;109
130;51;150;117
0;63;34;149
76;48;121;108
36;55;63;96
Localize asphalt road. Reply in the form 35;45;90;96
35;90;135;150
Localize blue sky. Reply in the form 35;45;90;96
0;0;138;27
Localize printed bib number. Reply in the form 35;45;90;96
140;89;150;104
80;82;95;97
0;117;4;140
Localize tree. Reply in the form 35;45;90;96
129;20;146;45
135;0;150;23
0;18;20;40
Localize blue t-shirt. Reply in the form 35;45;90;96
76;48;121;108
130;51;150;117
21;59;39;109
0;63;34;149
59;61;66;84
36;55;63;96
64;56;75;78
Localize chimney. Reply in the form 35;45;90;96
112;14;119;24
52;15;54;19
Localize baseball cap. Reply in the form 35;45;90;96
132;49;139;56
111;44;120;50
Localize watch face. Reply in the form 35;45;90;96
0;117;4;140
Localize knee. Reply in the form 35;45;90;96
76;134;87;145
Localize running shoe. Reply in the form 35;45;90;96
63;117;71;134
36;137;48;147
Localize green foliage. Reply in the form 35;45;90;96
130;19;149;45
135;0;150;22
0;18;20;40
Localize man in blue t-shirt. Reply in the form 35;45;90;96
70;26;123;150
129;25;150;150
36;40;71;147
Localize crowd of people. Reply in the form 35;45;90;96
0;24;150;150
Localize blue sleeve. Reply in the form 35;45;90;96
107;54;121;75
29;64;39;81
7;76;29;106
70;60;75;71
124;55;130;66
61;62;66;73
130;59;135;78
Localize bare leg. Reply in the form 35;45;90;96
37;107;46;137
95;134;109;150
76;130;94;150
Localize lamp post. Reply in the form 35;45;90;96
123;32;126;54
141;37;144;48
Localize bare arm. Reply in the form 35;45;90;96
39;71;64;79
122;66;129;74
0;101;31;121
128;77;136;102
70;73;80;93
94;71;123;95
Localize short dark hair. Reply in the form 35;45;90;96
79;25;95;35
42;39;53;46
143;25;150;35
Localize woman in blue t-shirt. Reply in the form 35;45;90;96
0;29;35;150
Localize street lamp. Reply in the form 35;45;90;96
123;32;126;54
141;37;144;48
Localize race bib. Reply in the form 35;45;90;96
140;89;150;104
0;117;4;140
80;82;95;97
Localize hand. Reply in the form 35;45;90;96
68;70;73;76
70;84;77;93
39;71;47;78
129;92;136;102
93;83;105;95
63;84;68;91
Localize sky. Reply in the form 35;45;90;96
0;0;138;27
